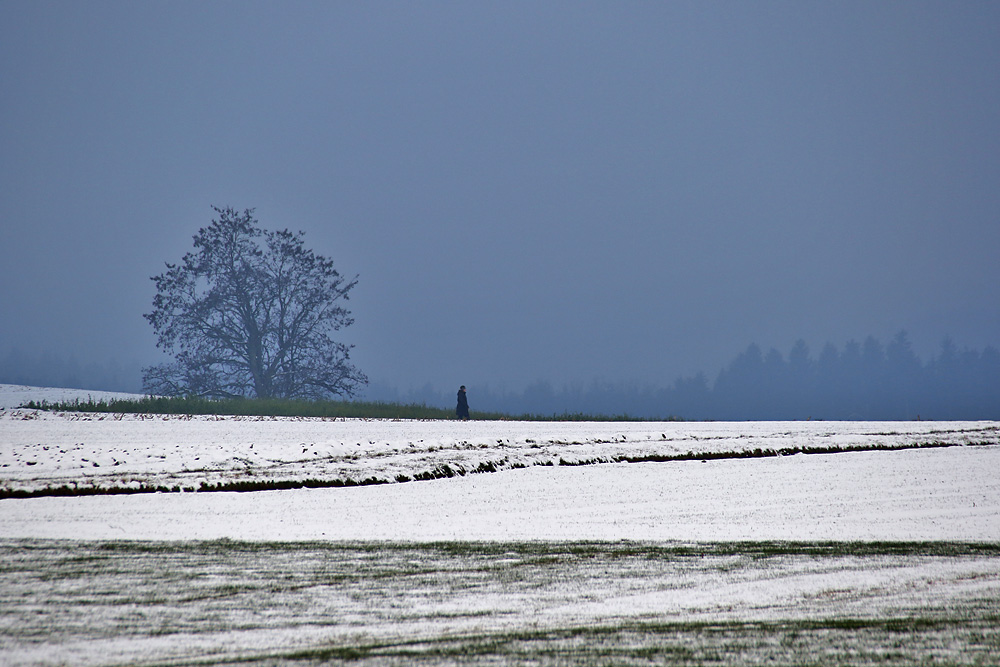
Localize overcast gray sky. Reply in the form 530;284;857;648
2;1;998;394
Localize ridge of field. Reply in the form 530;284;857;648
2;407;997;498
5;444;997;542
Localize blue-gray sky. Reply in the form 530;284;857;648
2;1;998;394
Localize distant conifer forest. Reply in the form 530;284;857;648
3;332;998;420
370;332;1000;421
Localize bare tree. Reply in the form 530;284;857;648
143;206;366;399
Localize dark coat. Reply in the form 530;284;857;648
456;389;469;419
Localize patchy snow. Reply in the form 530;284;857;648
3;540;997;666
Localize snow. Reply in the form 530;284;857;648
0;383;146;410
3;445;998;542
4;538;997;666
0;382;997;542
1;385;999;665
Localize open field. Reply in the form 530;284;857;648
2;405;997;498
3;445;999;543
3;540;999;666
2;387;999;664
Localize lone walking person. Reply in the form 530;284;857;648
456;385;470;420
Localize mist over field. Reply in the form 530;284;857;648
369;333;1000;420
2;2;999;416
4;332;998;419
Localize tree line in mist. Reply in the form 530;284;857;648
0;349;143;394
3;331;998;420
371;332;999;420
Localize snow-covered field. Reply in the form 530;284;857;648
4;540;998;666
2;402;998;543
2;385;999;665
3;401;998;501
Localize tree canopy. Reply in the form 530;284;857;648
143;206;366;399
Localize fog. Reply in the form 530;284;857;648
2;2;998;412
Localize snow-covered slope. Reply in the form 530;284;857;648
2;407;996;496
2;444;999;542
0;383;145;409
1;385;998;543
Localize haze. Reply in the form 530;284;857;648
2;1;998;400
